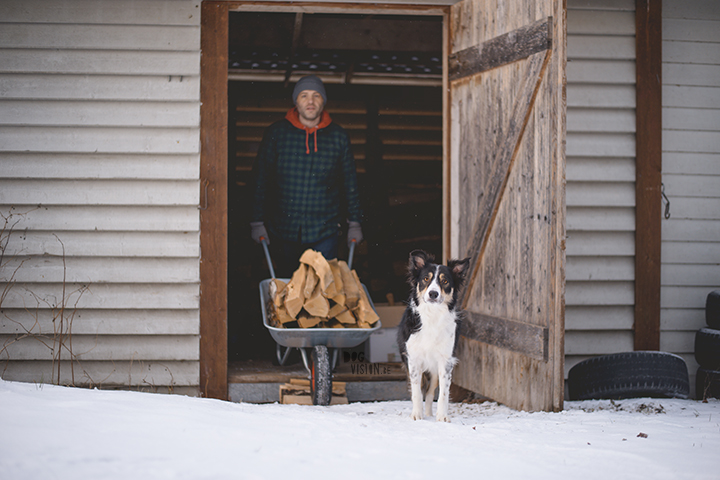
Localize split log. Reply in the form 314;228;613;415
304;281;330;317
284;263;307;318
352;270;380;325
328;259;346;306
338;260;360;309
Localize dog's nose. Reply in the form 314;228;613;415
429;290;439;300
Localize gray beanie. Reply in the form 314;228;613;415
292;75;327;105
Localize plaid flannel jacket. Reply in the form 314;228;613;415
251;110;362;244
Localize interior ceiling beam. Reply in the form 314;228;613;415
284;12;304;86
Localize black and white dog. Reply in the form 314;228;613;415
397;250;470;422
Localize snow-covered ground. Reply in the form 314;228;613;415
1;378;718;480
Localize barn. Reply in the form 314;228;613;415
0;0;717;411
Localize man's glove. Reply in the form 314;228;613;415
250;222;269;244
347;221;363;248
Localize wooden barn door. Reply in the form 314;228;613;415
447;0;566;412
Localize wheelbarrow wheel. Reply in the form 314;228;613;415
311;345;332;406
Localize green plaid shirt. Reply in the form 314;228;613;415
251;116;362;243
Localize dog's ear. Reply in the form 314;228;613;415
448;257;471;286
408;250;433;275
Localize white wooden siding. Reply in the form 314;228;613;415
0;0;201;393
564;0;637;375
661;0;720;394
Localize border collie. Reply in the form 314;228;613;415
397;250;470;422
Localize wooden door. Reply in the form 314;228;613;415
447;0;566;412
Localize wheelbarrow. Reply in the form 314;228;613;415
258;238;381;405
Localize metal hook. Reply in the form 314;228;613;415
661;183;671;220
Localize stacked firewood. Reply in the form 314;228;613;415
267;249;380;329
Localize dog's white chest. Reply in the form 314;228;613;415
405;303;457;369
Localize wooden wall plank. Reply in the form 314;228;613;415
0;24;200;51
199;1;228;401
0;309;199;335
0;74;200;101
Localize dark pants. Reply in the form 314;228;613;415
269;233;339;278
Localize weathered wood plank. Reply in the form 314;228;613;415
0;0;202;26
0;334;199;361
0;361;200;388
0;74;200;101
449;17;552;80
0;180;199;206
0;205;199;232
0;24;199;51
0;100;199;127
3;231;199;257
0;127;200;154
5;257;199;284
1;283;200;309
460;312;548;361
0;309;199;335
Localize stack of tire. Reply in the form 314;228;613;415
695;290;720;400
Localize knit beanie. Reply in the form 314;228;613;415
292;75;327;105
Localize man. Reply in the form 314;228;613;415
250;75;363;277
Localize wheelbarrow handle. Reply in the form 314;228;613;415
260;237;276;279
348;239;356;270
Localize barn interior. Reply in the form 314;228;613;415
227;11;444;363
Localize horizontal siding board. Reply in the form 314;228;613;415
662;219;720;241
663;197;720;220
0;335;199;361
567;0;634;11
664;64;720;88
663;18;720;43
0;309;199;335
663;175;720;198
567;84;636;108
0;205;199;232
566;157;635;181
1;283;200;309
0;127;200;154
566;59;635;84
567;108;635;133
662;241;720;264
1;100;200;127
565;281;635;306
565;330;634;355
567;207;635;231
0;361;200;387
664;1;720;22
566;132;635;157
0;24;200;51
0;49;199;76
5;257;200;284
663;40;720;65
663;130;720;154
566;257;634;281
664;85;720;109
566;181;635;207
659;331;695;353
4;231;199;257
565;306;634;330
0;153;199;180
567;35;635;60
663;107;720;131
566;231;635;256
0;180;200;206
663;152;720;175
0;0;202;26
0;74;200;101
567;10;635;35
661;264;720;287
661;286;718;309
661;307;706;331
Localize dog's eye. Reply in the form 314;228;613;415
424;273;432;283
440;276;448;285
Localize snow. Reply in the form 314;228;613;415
1;378;718;480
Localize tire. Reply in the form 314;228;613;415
568;351;690;400
696;367;720;401
707;290;720;329
311;345;332;406
695;328;720;370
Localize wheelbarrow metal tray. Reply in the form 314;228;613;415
260;278;382;349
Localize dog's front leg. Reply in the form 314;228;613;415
425;372;438;417
408;362;424;420
436;360;454;422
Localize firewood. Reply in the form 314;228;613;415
276;305;296;325
328;259;346;306
327;302;347;318
304;282;330;317
304;267;319;299
269;279;287;308
284;263;307;318
352;270;380;325
338;260;359;309
297;311;323;328
300;249;335;292
334;308;357;325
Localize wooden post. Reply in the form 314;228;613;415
634;0;662;351
200;1;229;399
